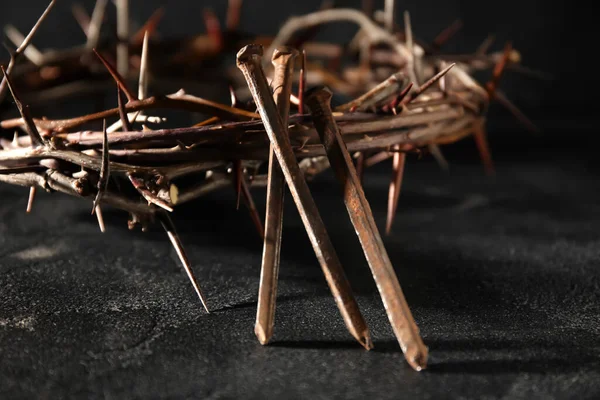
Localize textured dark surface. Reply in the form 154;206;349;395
1;1;597;398
1;149;599;399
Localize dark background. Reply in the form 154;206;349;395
1;1;598;399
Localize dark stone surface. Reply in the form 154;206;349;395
1;150;599;399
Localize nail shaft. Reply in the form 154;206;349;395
237;44;371;350
306;86;428;371
255;47;297;345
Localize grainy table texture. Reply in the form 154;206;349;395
1;149;599;399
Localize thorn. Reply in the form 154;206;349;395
477;34;496;55
365;151;393;168
486;41;512;96
391;82;413;112
93;49;135;102
117;87;133;132
239;173;264;239
0;0;56;101
1;66;44;146
26;186;36;213
193;116;219;127
234;160;242;210
229;85;238;108
432;19;463;50
128;174;174;212
336;72;404;112
386;149;406;235
138;30;150;101
2;41;16;58
403;10;414;54
131;7;164;44
428;143;450;173
438;61;447;94
226;0;243;31
92;119;109;212
384;0;396;33
115;0;130;78
86;0;108;49
507;63;554;81
95;205;106;233
493;89;540;134
71;3;91;35
159;212;210;313
298;50;307;114
4;25;44;66
400;63;455;106
203;8;223;50
472;120;495;176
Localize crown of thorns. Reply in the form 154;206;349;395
0;0;540;371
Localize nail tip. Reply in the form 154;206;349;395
408;347;429;372
255;325;272;345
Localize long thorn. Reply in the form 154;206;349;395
128;174;173;212
298;49;307;115
240;176;264;239
71;3;91;35
131;7;164;44
138;30;150;101
477;34;496;55
494;89;540;133
95;205;106;233
116;0;129;78
159;213;210;313
391;82;413;112
400;63;456;106
234;160;242;210
472;119;495;176
93;49;135;102
92;120;109;212
336;72;405;112
384;0;396;33
226;0;243;31
486;42;512;96
0;0;56;101
86;0;108;49
1;66;44;146
4;25;44;66
365;151;393;168
26;186;36;213
428;143;450;172
403;10;422;84
203;8;223;50
432;19;463;50
117;87;133;132
386;148;406;235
